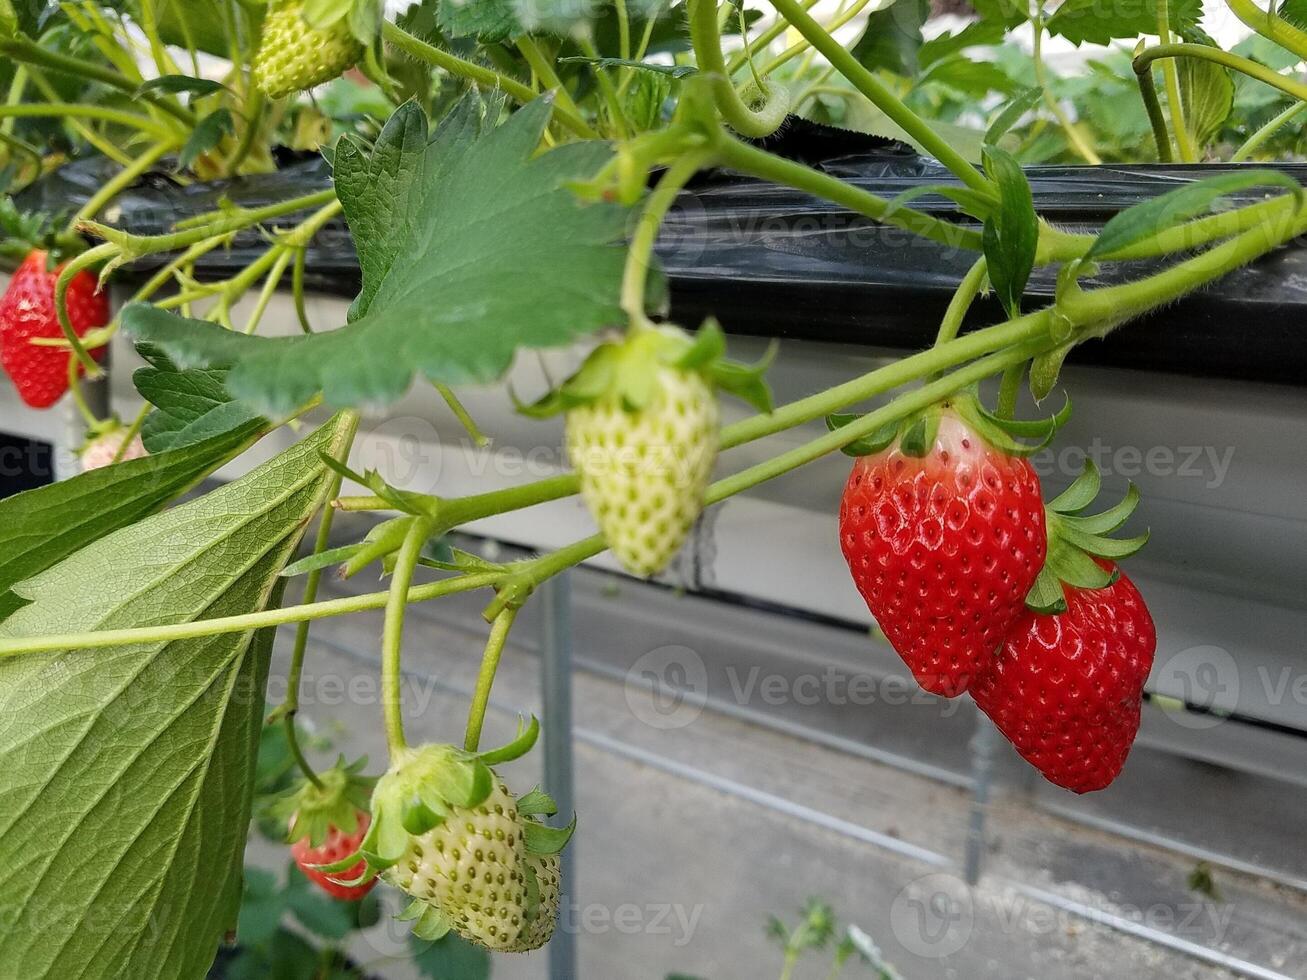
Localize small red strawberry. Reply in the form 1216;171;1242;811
971;566;1156;793
291;813;377;902
0;251;109;409
838;400;1047;696
971;463;1155;793
277;757;377;902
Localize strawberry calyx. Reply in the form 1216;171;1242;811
826;386;1071;459
323;717;541;877
1025;461;1150;614
516;318;774;418
274;756;375;849
0;199;87;268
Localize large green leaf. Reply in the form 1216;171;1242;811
0;415;352;980
0;421;265;621
122;98;629;414
1046;0;1202;46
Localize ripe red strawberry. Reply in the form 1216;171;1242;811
0;251;109;408
839;408;1046;696
291;812;377;901
971;565;1156;793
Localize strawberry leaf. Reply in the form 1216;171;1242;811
133;343;265;453
981;144;1037;319
0;416;352;979
0;422;264;622
1045;0;1201;45
122;97;629;414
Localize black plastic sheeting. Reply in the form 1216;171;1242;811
18;125;1307;386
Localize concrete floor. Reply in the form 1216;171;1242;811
242;551;1307;980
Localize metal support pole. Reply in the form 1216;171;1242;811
540;572;577;979
964;713;999;886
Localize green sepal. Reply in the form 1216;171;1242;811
397;899;427;923
478;715;541;766
524;814;577;856
344;516;417;579
1025;462;1149;612
401;794;447;836
517;787;559;818
1047;545;1116;591
1048;461;1102;514
523;858;544;918
274;757;376;849
412;903;453;942
825;413;899;458
1025;566;1067;614
281;543;367;578
518;320;773;419
355;806;412;869
318;454;440;519
898;406;942;459
1060;483;1140;535
1030;343;1073;403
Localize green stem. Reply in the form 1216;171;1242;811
55;244;117;376
726;0;822;73
1135;43;1307;105
767;0;991;193
284;410;362;788
688;0;791;138
381;518;433;753
1136;64;1175;163
615;0;632;60
579;34;633;138
1155;0;1197;162
109;405;150;465
381;21;597;139
1233;101;1307;161
622;149;713;320
711;132;984;252
1225;0;1307;62
82;189;337;256
0;36;196;127
0;102;179;142
997;363;1023;419
515;37;587;127
1032;8;1101;164
68;143;172;237
758;0;876;77
225;87;265;177
464;607;519;752
292;245;313;332
435;384;489;447
243;247;294;334
932;255;988;353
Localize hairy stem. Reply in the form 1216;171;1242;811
464;607;519;752
381;518;435;754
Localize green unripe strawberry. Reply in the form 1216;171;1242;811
254;0;365;99
385;776;532;950
567;362;720;577
524;320;772;579
508;853;561;952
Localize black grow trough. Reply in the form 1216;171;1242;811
19;123;1307;386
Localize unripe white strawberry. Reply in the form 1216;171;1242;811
80;429;147;471
566;364;719;578
508;852;561;952
384;778;532;950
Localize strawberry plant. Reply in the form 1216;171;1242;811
0;0;1302;974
